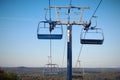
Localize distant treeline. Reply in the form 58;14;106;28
1;67;120;80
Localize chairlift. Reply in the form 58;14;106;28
43;63;60;76
80;27;104;45
72;68;84;80
72;60;84;80
37;21;63;39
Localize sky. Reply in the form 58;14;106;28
0;0;120;68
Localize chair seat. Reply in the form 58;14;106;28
37;34;62;39
44;72;58;76
72;74;83;79
81;39;103;44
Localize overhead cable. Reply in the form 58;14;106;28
90;0;103;20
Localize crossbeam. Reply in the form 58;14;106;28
56;21;90;26
50;6;90;9
40;20;91;26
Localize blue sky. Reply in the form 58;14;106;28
0;0;120;68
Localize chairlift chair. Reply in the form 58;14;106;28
43;63;60;76
72;69;84;80
72;60;84;80
37;21;63;39
80;27;104;45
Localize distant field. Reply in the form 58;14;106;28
2;67;120;80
